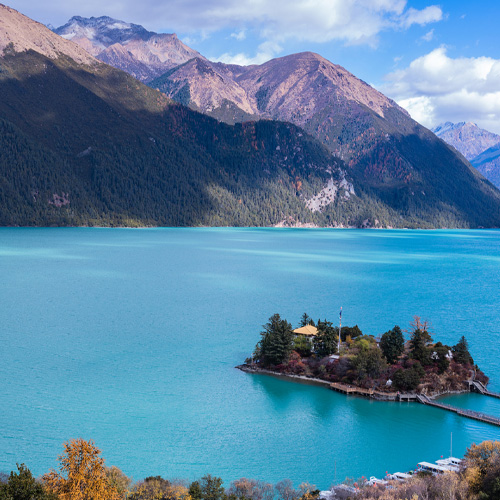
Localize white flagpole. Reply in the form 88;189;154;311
338;306;342;355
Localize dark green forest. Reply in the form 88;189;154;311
1;50;500;228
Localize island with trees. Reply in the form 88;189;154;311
238;314;488;399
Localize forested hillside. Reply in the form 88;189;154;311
1;5;500;228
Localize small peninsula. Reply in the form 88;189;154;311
238;314;489;401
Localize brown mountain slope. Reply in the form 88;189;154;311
0;4;95;65
150;51;500;225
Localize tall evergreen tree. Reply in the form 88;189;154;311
313;320;338;357
453;336;474;365
409;327;433;366
299;313;314;327
380;325;405;364
0;463;55;500
257;314;293;366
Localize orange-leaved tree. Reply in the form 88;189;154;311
42;438;120;500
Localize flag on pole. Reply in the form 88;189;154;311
339;307;342;320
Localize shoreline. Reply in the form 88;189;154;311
236;364;470;401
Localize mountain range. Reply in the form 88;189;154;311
52;15;500;226
0;5;499;228
432;122;500;189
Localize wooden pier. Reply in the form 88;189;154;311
470;380;500;399
329;382;420;401
330;382;375;397
416;394;500;427
329;381;500;426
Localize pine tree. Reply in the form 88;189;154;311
0;463;55;500
409;324;433;366
257;314;294;366
313;320;338;357
299;313;313;327
380;325;405;364
453;336;474;365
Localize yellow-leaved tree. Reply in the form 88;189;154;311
43;438;120;500
463;440;500;495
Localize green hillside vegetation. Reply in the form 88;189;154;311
1;48;500;227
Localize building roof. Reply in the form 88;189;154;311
293;325;318;336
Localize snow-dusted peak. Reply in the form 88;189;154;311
54;15;154;45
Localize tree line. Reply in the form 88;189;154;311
2;438;500;499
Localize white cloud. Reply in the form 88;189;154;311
12;0;442;51
382;47;500;133
400;6;442;29
421;29;434;42
200;0;442;65
214;41;283;66
230;29;246;41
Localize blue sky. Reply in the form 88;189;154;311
8;0;500;133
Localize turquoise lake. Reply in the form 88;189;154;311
1;228;500;488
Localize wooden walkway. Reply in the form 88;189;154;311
330;382;375;397
329;381;500;427
416;394;500;427
329;382;417;400
470;380;500;399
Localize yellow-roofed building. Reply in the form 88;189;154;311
292;325;318;337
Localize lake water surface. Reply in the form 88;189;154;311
1;228;500;488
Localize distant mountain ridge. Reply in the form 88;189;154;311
432;122;500;160
53;15;204;82
433;122;500;188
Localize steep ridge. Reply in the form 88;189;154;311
54;15;204;82
471;145;500;189
0;4;95;65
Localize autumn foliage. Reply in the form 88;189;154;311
42;438;120;500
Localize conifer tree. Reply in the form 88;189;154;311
257;314;293;366
0;463;55;500
313;320;338;357
453;336;474;365
380;325;405;364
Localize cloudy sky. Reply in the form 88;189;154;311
8;0;500;133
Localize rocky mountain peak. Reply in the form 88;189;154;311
53;14;203;80
433;121;500;160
